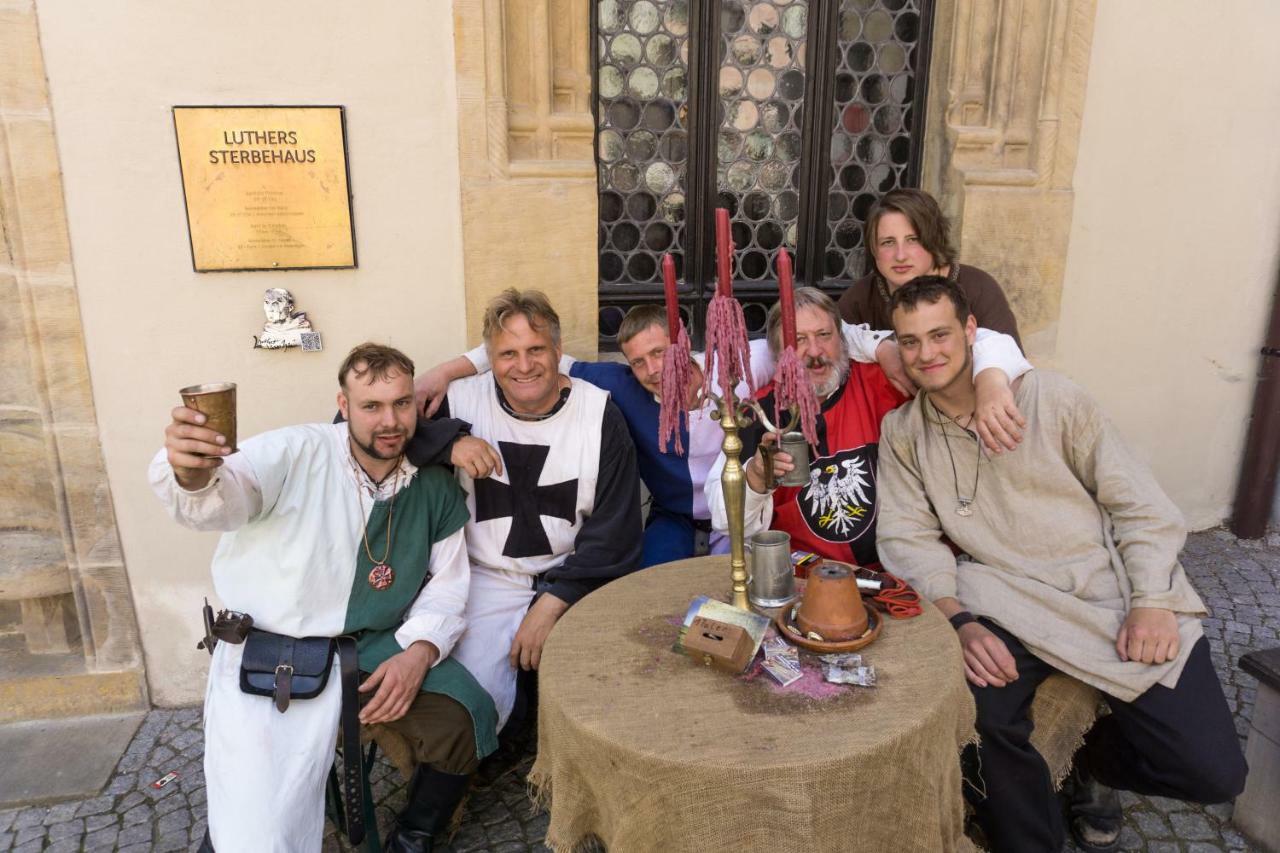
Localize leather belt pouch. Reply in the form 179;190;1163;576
239;629;335;713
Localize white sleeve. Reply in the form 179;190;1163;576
747;338;777;388
844;321;892;364
972;328;1032;381
462;344;490;374
705;449;773;538
148;448;264;532
394;527;470;664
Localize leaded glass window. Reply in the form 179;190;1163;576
595;0;934;348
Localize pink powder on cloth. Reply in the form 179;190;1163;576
742;648;849;700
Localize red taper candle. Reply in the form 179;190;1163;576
778;248;796;349
715;208;733;297
662;253;680;335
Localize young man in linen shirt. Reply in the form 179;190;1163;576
876;277;1246;853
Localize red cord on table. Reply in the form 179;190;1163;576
872;571;923;619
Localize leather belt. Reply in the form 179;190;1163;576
336;636;365;845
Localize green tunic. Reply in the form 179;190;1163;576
342;464;498;759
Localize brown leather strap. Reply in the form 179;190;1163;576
336;637;365;845
272;636;295;713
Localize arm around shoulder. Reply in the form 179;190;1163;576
960;266;1021;346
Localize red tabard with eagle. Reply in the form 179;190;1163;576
750;362;908;568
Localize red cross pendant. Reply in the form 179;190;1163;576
368;564;395;591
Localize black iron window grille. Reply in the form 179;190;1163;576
595;0;934;350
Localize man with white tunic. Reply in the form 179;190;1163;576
877;277;1246;853
407;289;643;732
151;343;495;853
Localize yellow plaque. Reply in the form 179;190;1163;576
173;106;356;271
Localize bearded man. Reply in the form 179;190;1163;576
707;286;1029;567
877;277;1246;852
151;343;492;853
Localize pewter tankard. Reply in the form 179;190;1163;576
748;530;795;608
777;432;810;487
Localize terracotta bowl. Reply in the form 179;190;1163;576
776;605;881;654
795;562;868;642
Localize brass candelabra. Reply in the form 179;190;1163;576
709;389;798;611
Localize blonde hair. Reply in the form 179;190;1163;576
618;304;668;347
481;288;562;346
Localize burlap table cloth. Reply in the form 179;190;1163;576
529;556;982;852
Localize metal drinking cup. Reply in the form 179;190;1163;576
180;382;238;454
748;530;795;608
778;431;810;487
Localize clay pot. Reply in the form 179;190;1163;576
795;562;868;641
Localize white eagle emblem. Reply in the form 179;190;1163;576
796;446;877;543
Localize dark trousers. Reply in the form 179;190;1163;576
964;620;1246;853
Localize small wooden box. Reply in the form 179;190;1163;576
684;617;754;673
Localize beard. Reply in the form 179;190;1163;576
352;427;409;461
809;355;851;399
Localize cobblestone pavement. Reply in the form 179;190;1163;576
1;527;1276;852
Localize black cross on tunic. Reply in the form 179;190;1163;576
473;441;579;558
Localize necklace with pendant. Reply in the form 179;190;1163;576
351;452;402;590
931;399;981;516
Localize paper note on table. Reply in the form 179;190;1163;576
674;595;770;660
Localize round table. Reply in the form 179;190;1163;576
529;557;979;853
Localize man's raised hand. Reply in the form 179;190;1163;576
358;640;438;725
165;406;232;490
957;622;1019;688
451;436;504;480
1116;607;1180;665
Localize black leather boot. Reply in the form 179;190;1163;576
384;764;472;853
1065;762;1123;853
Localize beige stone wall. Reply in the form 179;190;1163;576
0;0;146;721
923;0;1097;358
453;0;599;358
34;1;470;704
1054;1;1280;529
925;0;1280;529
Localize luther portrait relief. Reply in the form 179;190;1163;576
253;288;317;349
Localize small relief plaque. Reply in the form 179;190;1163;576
173;105;356;272
253;288;322;351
